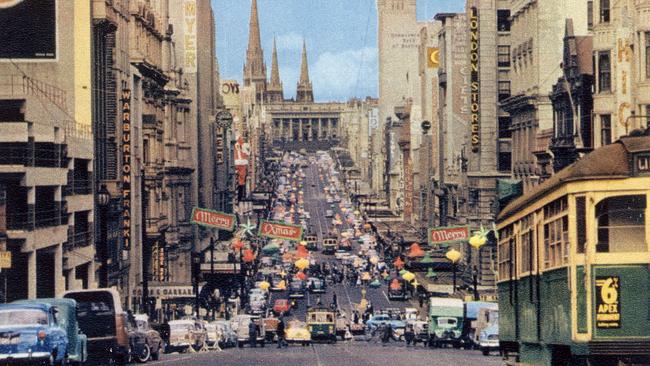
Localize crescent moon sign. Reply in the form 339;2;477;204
429;48;440;68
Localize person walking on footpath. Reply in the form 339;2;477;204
404;325;415;347
276;317;286;348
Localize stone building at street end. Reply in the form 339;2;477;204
0;0;96;300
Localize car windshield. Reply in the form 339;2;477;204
437;317;457;327
0;309;48;326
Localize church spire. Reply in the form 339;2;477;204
296;39;313;102
243;0;266;101
267;37;284;103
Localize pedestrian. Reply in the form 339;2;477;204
248;320;258;348
277;317;286;348
404;325;415;347
367;301;374;315
381;323;392;345
418;292;426;308
332;292;338;308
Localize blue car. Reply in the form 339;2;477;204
0;303;69;365
365;314;406;333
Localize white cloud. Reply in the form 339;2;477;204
310;47;378;101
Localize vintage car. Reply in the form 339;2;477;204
167;319;207;353
212;321;237;348
273;299;291;315
306;307;337;343
247;294;267;315
366;314;406;335
134;314;164;360
204;322;222;348
479;324;499;356
288;280;306;298
285;321;311;346
14;298;87;365
306;277;327;294
0;303;69;365
232;315;266;348
124;312;150;363
64;288;130;365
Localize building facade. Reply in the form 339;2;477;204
0;0;95;300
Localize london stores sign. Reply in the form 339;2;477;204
469;7;480;153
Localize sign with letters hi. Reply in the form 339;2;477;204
258;220;303;241
190;207;236;231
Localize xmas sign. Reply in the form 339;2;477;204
258;220;303;241
428;226;469;245
191;207;236;231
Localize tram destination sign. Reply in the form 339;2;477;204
595;276;621;328
258;220;303;241
191;207;236;231
428;226;470;245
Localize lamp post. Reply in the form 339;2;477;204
96;184;111;288
445;249;462;294
472;265;479;301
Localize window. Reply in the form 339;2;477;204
143;138;150;164
646;32;650;78
498;45;510;67
597;51;611;92
519;215;533;273
596;195;646;253
498;225;513;280
576;197;586;253
600;114;611;146
498;152;512;173
497;10;511;32
498;81;511;101
498;117;512;138
600;0;610;23
543;197;568;268
588;1;594;30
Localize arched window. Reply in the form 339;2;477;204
596;195;646;252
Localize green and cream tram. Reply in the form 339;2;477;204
496;135;650;366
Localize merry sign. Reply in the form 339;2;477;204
258;220;303;241
191;207;236;231
428;226;470;245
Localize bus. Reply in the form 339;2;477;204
496;135;650;366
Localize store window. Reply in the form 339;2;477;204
596;195;646;253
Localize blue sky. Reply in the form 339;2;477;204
212;0;464;102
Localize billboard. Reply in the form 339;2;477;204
0;0;56;60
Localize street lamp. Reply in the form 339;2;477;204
445;248;462;294
96;184;111;288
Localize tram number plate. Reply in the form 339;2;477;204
595;276;621;328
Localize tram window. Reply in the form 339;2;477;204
596;195;646;253
576;197;586;253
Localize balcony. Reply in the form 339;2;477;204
64;173;92;196
65;228;92;250
0;141;67;168
7;207;64;230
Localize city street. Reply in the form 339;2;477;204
153;344;503;366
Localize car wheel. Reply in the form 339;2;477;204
41;354;54;366
151;343;161;361
135;343;151;363
238;341;244;348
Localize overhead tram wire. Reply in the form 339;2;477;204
353;0;373;99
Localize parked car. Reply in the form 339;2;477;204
479;324;500;356
273;299;291;316
134;314;164;360
0;303;69;365
167;319;207;353
212;321;237;348
64;288;130;365
14;298;88;365
124;313;150;363
231;315;266;348
366;314;406;335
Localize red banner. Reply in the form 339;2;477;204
258;220;303;241
428;226;469;245
191;207;236;231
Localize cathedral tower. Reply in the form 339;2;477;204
243;0;267;102
266;37;284;103
296;40;314;103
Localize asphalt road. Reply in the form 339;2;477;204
154;343;504;366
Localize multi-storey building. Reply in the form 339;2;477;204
591;0;650;148
0;0;95;300
501;0;588;193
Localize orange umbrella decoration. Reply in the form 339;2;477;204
242;249;256;263
232;239;245;251
295;245;309;258
390;279;402;290
407;243;425;258
393;257;405;269
363;223;372;230
295;271;307;281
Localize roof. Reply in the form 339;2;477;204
498;135;650;221
429;297;464;307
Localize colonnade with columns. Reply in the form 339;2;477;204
271;117;339;142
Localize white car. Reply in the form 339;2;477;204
335;250;352;260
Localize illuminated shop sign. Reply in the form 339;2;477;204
469;7;480;153
122;89;132;250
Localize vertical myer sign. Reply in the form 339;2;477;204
469;7;480;153
183;0;197;73
121;89;132;250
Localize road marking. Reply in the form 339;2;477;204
381;290;390;302
148;354;195;365
311;343;325;366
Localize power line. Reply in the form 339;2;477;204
353;0;373;99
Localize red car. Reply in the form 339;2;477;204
273;299;290;315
